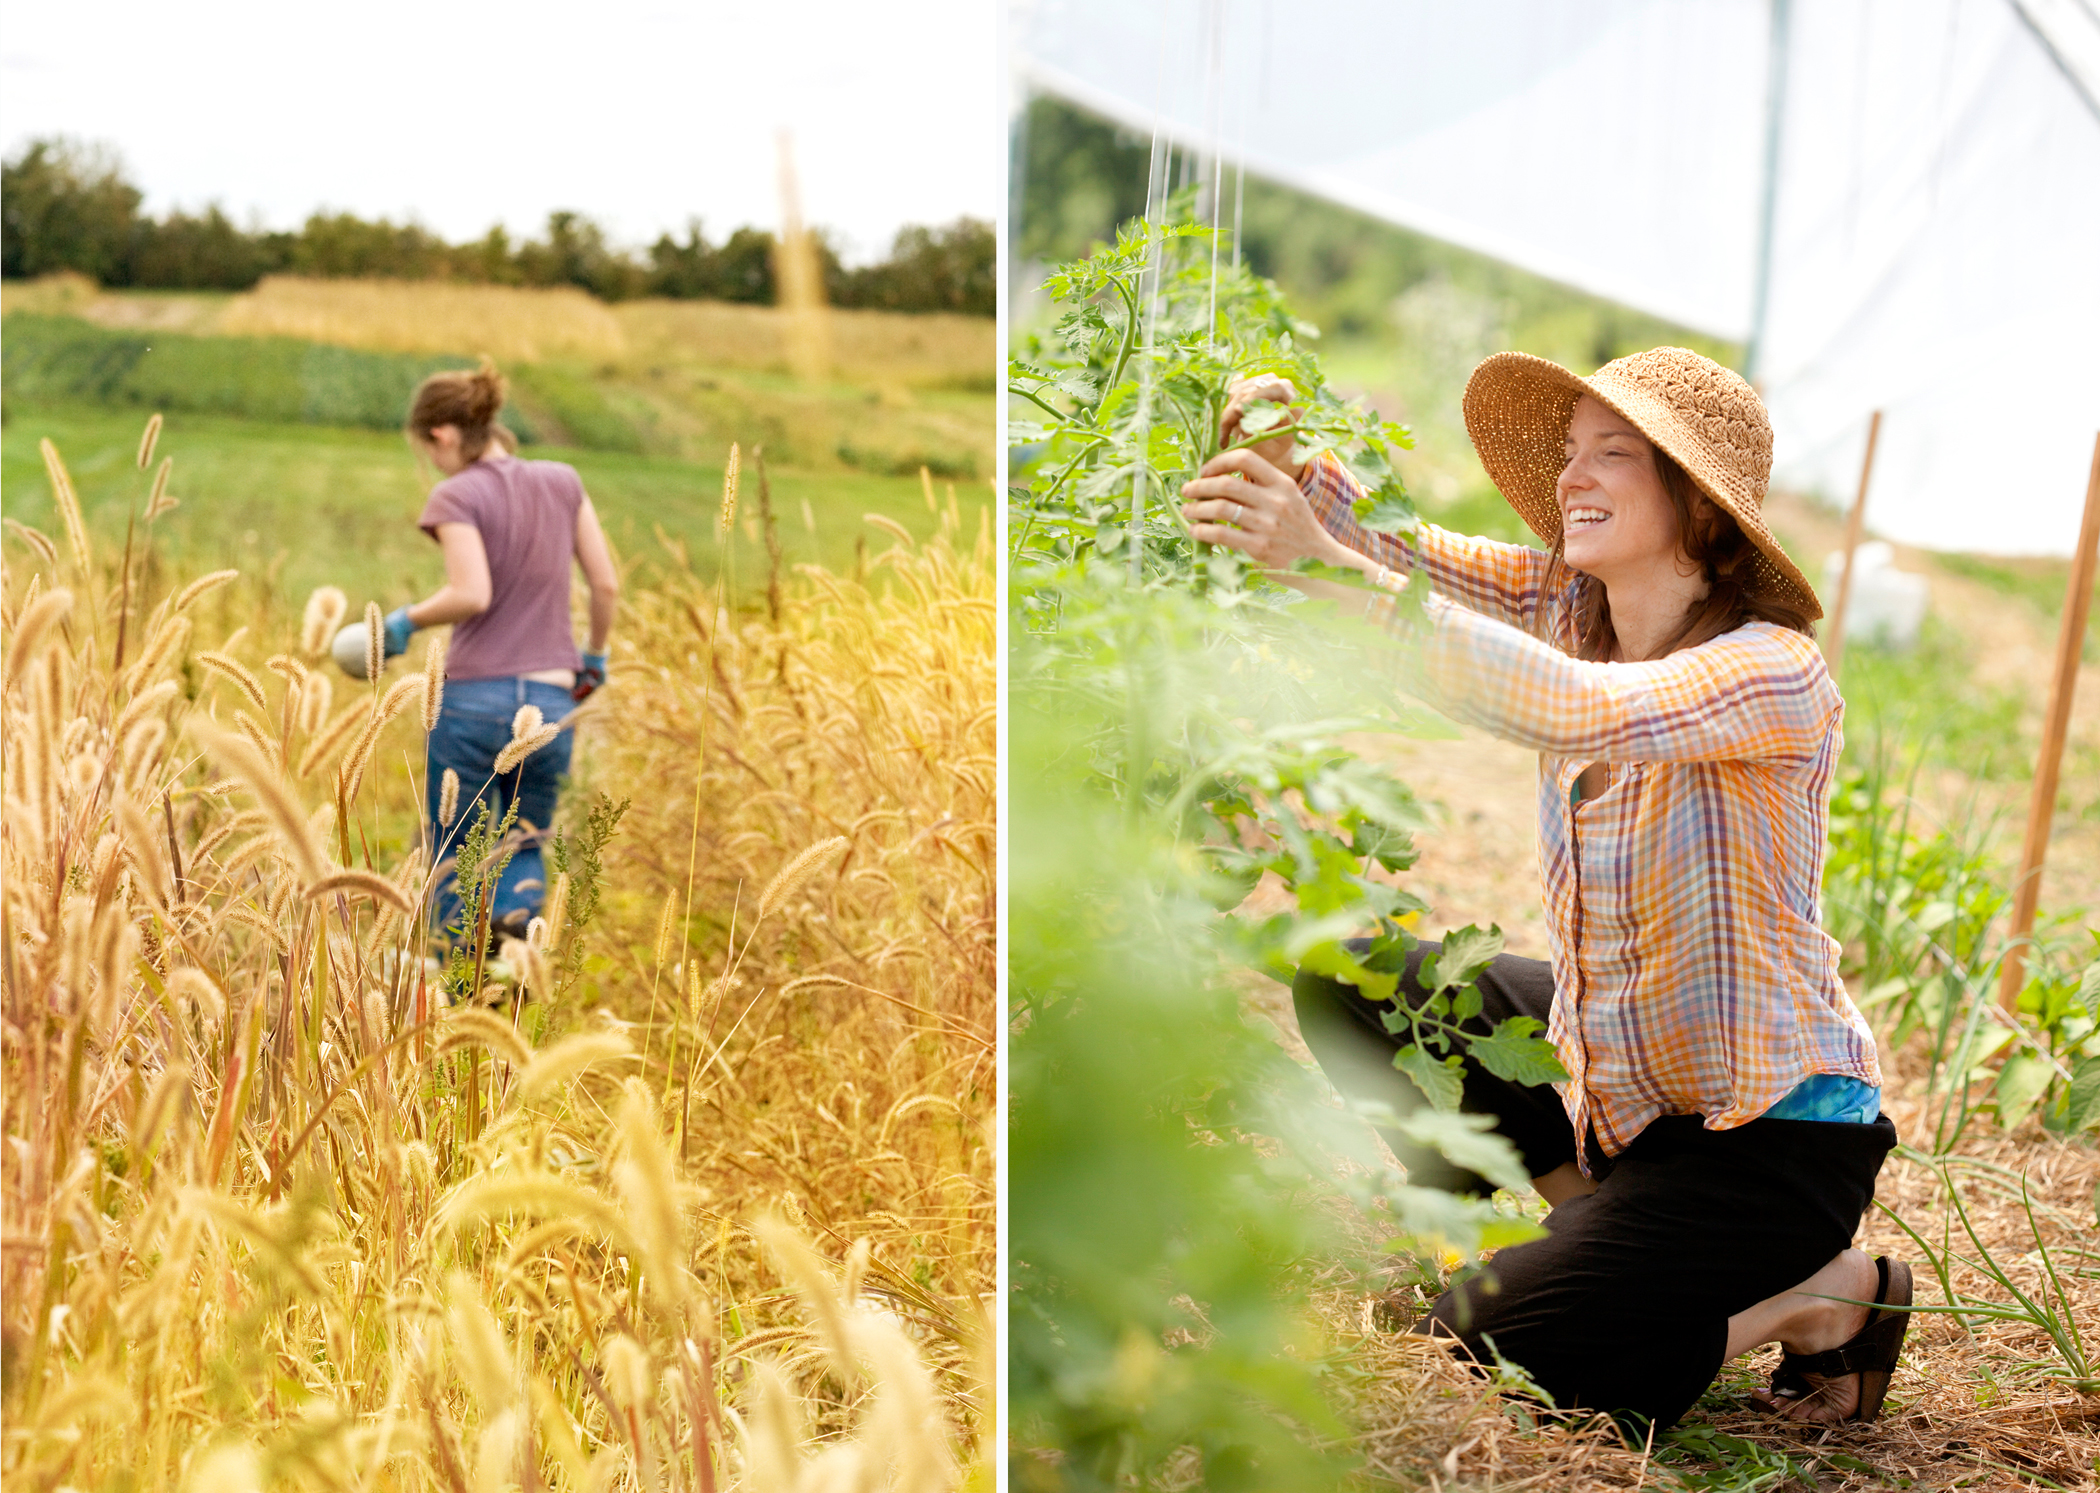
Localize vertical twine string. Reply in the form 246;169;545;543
1204;0;1226;347
1131;0;1181;582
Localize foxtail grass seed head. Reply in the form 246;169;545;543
116;794;171;907
336;676;426;803
197;725;326;883
864;512;917;549
65;749;101;801
173;570;239;613
129;614;191;688
196;652;270;715
615;1083;691;1306
5;517;59;567
185;1441;263;1493
421;634;446;732
119;717;167;788
502;936;554;1001
305;869;413;915
438;769;460;827
493;725;559;776
295;699;364;778
603;1333;653;1414
381;673;425;718
165;967;226;1025
757;835;849;921
146;456;177;519
445;1273;516;1416
518;1029;633;1101
39;438;91;573
137;412;164;470
298;673;332;737
5;587;73;681
510;705;543;741
541;871;569;947
301;587;348;655
719;443;742;537
264;654;308;687
363;602;383;684
234;711;280;769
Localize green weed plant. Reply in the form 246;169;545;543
1823;722;2100;1148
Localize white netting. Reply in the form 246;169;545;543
1016;0;2100;553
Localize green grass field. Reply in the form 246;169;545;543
2;402;989;615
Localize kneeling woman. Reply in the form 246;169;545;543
1181;348;1908;1430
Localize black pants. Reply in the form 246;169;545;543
1293;943;1896;1430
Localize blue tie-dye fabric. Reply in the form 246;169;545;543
1762;1073;1881;1124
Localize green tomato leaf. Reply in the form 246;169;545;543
1468;1018;1570;1088
1390;1109;1533;1194
1394;1044;1465;1112
1352;487;1419;535
1420;924;1504;995
1383;1186;1546;1258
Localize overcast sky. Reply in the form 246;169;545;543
0;0;999;264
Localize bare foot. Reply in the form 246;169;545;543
1752;1248;1878;1423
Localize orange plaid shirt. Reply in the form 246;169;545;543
1301;455;1880;1166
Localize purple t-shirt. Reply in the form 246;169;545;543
419;457;585;680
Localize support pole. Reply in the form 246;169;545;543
1998;431;2100;1014
1823;409;1882;672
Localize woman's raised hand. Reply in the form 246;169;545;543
1218;374;1307;482
1180;448;1355;574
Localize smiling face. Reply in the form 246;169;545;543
1557;395;1692;590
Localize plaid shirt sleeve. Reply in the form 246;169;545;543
1298;452;1554;629
1417;597;1840;764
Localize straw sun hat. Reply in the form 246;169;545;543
1461;346;1822;620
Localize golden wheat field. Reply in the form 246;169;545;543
2;274;994;390
0;418;994;1490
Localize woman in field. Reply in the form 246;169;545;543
1179;347;1908;1431
381;360;620;946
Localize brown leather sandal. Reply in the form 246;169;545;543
1765;1255;1913;1422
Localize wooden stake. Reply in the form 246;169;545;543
1998;431;2100;1014
1823;409;1882;672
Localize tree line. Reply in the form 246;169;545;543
1;138;993;316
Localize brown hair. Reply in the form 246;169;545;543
407;357;516;461
1538;445;1817;663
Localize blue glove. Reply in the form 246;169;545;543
574;650;609;700
382;606;416;659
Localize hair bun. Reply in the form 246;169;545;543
407;357;511;462
466;356;507;424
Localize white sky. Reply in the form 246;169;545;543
0;0;1000;265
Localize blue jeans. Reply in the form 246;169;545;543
425;677;575;942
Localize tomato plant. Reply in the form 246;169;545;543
1009;211;1564;1489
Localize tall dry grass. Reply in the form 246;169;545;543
585;482;997;1304
612;301;992;389
0;422;992;1489
216;275;631;364
15;270;998;388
